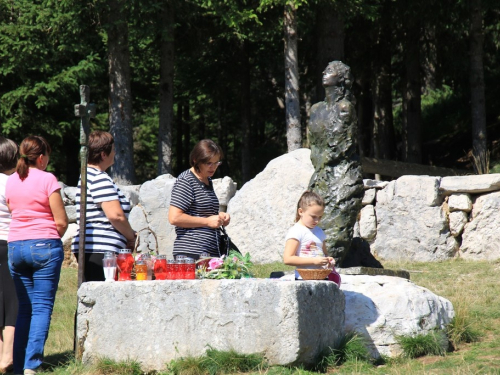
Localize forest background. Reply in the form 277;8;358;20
1;0;499;188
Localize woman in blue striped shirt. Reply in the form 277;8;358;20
169;140;230;259
71;131;136;282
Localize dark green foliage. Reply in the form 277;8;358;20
396;330;449;358
315;332;373;371
93;357;144;375
446;315;481;349
2;0;500;186
0;0;106;185
167;346;266;375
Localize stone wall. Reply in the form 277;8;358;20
359;174;500;261
61;150;500;262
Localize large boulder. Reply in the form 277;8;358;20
117;184;141;207
62;223;79;268
213;176;238;211
341;274;454;358
226;149;314;264
129;175;177;256
371;176;459;261
460;191;500;259
76;279;345;370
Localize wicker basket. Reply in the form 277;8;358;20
297;268;331;280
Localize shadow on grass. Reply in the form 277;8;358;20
43;350;74;371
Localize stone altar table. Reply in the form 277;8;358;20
76;279;345;371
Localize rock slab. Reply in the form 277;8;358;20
460;191;500;259
341;274;454;358
76;279;345;370
372;176;459;261
227;149;314;264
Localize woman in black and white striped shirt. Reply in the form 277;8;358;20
169;139;230;259
71;131;136;281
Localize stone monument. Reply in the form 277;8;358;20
308;61;364;265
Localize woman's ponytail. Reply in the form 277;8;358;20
16;136;51;181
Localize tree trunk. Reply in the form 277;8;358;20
198;114;205;141
217;100;230;178
469;0;488;174
423;25;437;91
356;75;371;159
372;0;395;162
315;2;345;103
107;0;136;184
284;2;301;152
175;103;183;176
157;0;175;176
402;15;422;163
183;104;190;168
240;40;252;183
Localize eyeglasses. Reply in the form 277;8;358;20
204;161;222;168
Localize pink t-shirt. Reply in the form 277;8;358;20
6;168;62;242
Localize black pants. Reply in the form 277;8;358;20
0;239;18;326
74;253;106;282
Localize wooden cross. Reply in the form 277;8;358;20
75;85;96;288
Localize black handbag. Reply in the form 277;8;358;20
218;226;240;256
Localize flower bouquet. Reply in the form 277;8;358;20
198;250;254;279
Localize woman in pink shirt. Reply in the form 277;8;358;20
5;136;68;375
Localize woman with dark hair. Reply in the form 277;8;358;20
168;139;230;259
6;135;68;375
0;137;18;373
71;130;136;282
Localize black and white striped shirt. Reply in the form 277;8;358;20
71;167;131;253
170;170;220;259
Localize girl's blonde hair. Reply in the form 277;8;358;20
295;190;325;222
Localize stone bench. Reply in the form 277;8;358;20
76;279;345;372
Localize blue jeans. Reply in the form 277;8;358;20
8;239;63;374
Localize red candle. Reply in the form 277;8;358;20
154;256;167;280
177;260;187;279
166;259;175;280
117;249;134;281
185;259;196;279
172;260;181;280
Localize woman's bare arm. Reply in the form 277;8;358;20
49;190;68;238
101;200;136;243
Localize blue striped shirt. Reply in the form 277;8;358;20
170;170;220;258
71;167;131;253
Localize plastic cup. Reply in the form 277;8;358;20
102;252;117;282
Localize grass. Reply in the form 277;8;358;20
396;330;449;358
36;258;500;374
167;346;267;375
314;332;373;372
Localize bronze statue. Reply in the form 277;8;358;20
308;61;364;265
